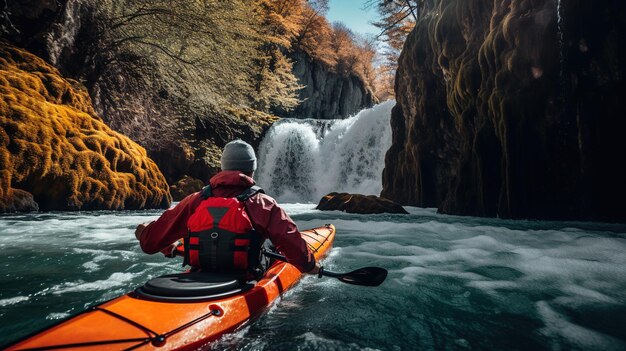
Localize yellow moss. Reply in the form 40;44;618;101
0;41;171;211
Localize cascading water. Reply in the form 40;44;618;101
0;0;18;35
556;0;565;88
46;0;83;66
256;100;394;203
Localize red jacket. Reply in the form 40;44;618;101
138;171;316;272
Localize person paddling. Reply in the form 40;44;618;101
135;139;320;278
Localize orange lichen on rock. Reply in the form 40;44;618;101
0;41;171;211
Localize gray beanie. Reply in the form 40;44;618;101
220;139;257;172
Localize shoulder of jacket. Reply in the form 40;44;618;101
247;191;277;204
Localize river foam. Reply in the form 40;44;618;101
1;205;625;349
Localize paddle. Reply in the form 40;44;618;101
172;241;387;286
261;249;387;287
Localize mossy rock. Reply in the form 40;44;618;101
0;41;171;211
316;192;408;214
170;175;205;201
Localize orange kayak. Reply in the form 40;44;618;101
7;224;335;351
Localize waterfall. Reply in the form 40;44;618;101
46;0;83;66
556;0;564;76
256;101;394;203
1;0;18;36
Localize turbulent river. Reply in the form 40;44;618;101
1;102;625;349
1;207;625;350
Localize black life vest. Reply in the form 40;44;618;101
185;185;264;276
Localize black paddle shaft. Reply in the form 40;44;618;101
261;250;387;287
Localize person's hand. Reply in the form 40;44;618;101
307;262;321;275
161;241;182;258
134;222;151;240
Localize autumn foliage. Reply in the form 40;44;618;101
367;0;420;100
257;0;378;102
0;41;171;211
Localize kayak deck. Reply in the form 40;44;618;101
8;224;335;351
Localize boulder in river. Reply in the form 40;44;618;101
0;188;39;212
316;192;408;214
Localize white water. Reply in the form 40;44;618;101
256;101;394;203
1;206;625;349
46;0;83;66
556;0;565;84
0;1;18;35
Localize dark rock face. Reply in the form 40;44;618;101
316;192;408;214
278;50;376;119
382;0;626;221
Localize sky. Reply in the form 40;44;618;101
325;0;379;37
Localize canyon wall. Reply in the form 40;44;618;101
279;50;376;119
382;0;626;221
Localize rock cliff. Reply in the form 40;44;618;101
277;50;376;119
0;41;171;211
382;0;626;221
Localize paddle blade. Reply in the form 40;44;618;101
334;267;388;287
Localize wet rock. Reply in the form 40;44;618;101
382;0;626;222
0;41;171;211
170;176;205;202
0;189;39;212
316;192;408;214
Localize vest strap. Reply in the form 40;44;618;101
200;185;213;200
201;185;263;201
236;185;264;201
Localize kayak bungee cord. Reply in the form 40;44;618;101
15;306;223;351
300;224;333;254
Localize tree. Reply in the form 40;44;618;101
354;35;378;90
365;0;420;99
256;0;304;49
253;47;302;112
96;0;261;110
293;0;336;65
330;22;358;74
251;0;378;102
253;0;305;113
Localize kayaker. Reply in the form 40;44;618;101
134;139;320;278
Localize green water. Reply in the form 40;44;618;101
1;205;625;350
